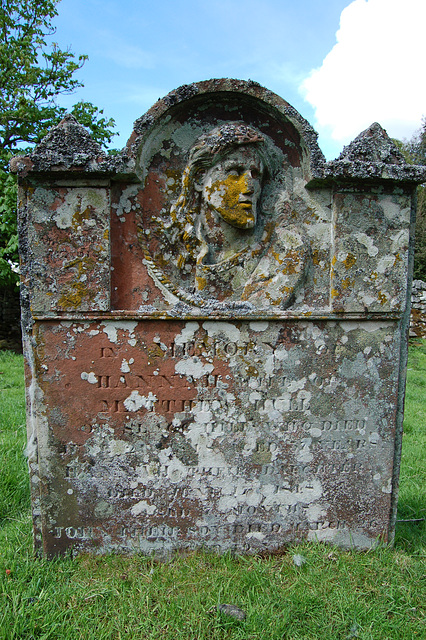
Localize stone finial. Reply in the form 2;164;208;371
322;122;426;184
337;123;405;165
28;114;106;172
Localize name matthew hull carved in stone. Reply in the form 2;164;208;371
13;78;426;557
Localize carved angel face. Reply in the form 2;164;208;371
196;147;264;229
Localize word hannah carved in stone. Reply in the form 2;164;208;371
12;78;426;558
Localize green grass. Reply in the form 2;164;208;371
395;339;426;554
0;344;425;640
0;350;29;525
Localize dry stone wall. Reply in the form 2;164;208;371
410;279;426;337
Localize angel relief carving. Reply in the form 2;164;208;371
143;122;310;310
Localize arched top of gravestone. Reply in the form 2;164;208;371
120;79;327;310
125;79;326;182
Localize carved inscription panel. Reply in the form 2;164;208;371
30;319;400;555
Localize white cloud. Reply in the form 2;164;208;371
301;0;426;148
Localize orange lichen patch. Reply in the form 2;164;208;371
341;278;354;290
164;168;180;188
271;249;283;265
370;271;378;280
64;256;95;279
312;250;320;266
72;205;93;229
279;285;292;294
241;281;260;300
245;365;258;377
177;255;185;269
147;344;166;361
103;228;109;240
379;293;389;305
331;256;337;266
307;207;319;221
264;290;284;306
58;282;92;309
331;288;340;298
280;251;301;275
343;253;357;269
206;174;256;229
196;276;207;291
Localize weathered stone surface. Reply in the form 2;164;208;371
331;189;412;313
13;79;423;557
18;182;110;313
29;318;401;555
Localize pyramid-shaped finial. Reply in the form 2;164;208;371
29;114;106;170
337;123;406;165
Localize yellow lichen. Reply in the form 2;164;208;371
343;253;357;269
279;285;292;294
341;278;354;290
312;250;320;266
245;365;258;377
72;205;93;229
271;249;283;265
58;282;91;309
148;345;165;360
206;174;256;228
196;276;207;290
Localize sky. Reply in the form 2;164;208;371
52;0;426;160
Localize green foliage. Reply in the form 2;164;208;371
0;159;18;287
67;101;116;147
397;119;426;281
0;0;117;287
413;185;426;280
403;117;426;166
0;0;116;152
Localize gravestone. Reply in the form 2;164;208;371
12;79;426;557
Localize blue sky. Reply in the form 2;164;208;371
52;0;426;160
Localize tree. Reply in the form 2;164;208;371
0;0;116;287
396;119;426;281
0;158;19;287
413;182;426;281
